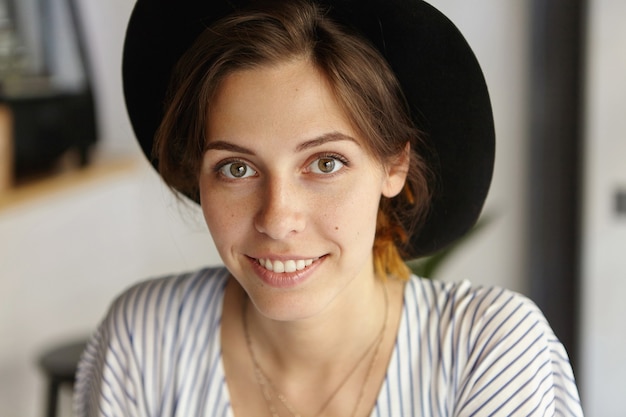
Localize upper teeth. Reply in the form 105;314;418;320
258;258;315;273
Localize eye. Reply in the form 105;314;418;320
218;161;257;179
308;155;347;175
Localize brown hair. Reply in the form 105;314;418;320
154;0;433;280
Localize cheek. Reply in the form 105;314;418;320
199;173;256;240
321;184;381;241
200;192;246;249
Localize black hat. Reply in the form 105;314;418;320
122;0;495;259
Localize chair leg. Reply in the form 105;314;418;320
45;378;60;417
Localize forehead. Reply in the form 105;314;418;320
206;59;359;144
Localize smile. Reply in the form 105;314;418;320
257;257;318;273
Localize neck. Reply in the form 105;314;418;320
243;276;387;375
241;276;394;417
222;272;406;417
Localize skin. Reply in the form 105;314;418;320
199;58;409;415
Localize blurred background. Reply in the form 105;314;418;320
0;0;623;416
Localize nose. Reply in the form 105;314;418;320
254;177;305;240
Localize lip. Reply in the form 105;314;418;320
247;255;326;289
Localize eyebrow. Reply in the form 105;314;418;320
204;141;254;154
296;132;358;152
204;132;358;154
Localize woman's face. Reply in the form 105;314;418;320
199;59;407;321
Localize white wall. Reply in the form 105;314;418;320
0;164;221;417
0;2;219;416
77;0;141;157
580;1;626;415
0;1;532;416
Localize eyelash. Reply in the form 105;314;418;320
214;158;257;180
308;153;350;175
212;153;350;180
317;152;349;165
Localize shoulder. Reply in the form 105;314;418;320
106;265;230;329
403;274;565;373
95;266;231;352
401;275;583;416
403;275;548;341
73;266;231;416
112;265;230;307
401;275;554;376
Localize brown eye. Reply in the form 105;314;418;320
230;162;248;177
309;155;346;175
218;161;257;179
318;158;336;173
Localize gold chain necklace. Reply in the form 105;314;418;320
242;284;389;417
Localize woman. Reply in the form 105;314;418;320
74;0;583;416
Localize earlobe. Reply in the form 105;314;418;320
382;142;410;198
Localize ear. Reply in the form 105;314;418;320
382;142;410;198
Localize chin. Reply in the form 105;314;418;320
244;286;333;323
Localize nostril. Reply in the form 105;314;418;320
254;205;305;239
254;214;304;239
254;181;306;239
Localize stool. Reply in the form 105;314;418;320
38;339;87;417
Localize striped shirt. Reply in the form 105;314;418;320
74;266;583;416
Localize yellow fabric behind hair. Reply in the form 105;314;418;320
373;209;410;281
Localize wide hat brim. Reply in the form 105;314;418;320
122;0;495;259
